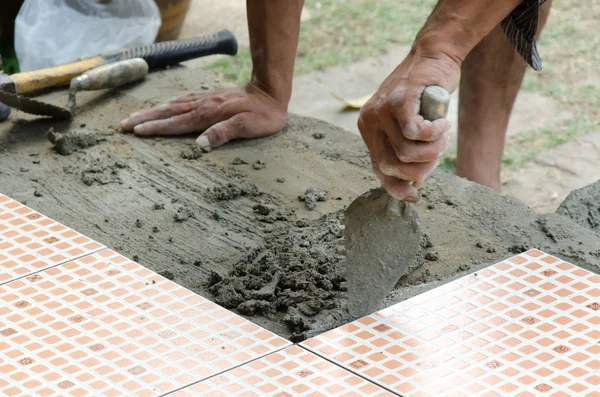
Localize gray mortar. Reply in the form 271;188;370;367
1;67;599;341
299;187;328;210
180;145;203;160
208;211;346;341
47;128;104;156
556;180;600;234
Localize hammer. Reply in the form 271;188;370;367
0;30;238;121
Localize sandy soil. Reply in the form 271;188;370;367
1;67;598;340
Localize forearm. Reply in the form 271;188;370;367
414;0;524;64
247;0;305;105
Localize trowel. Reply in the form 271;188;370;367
345;85;450;317
0;58;149;120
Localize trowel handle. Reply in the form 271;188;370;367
69;58;149;92
419;86;450;122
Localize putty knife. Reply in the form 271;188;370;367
345;85;450;317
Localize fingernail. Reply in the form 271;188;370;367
196;135;212;152
120;119;131;130
133;125;144;135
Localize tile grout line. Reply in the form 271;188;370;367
156;343;293;397
300;251;600;395
12;195;572;395
0;246;106;287
297;345;403;397
1;194;305;395
298;255;528;396
5;250;293;395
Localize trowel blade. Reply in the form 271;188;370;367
345;187;421;317
0;91;71;120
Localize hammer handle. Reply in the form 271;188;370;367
10;30;238;95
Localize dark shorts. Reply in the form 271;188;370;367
501;0;547;70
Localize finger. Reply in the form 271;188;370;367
403;118;451;141
389;86;450;141
393;133;450;163
376;134;439;182
196;113;252;151
378;111;449;163
195;112;261;151
168;92;207;103
121;101;201;131
373;167;418;202
133;106;222;136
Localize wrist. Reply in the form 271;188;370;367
413;0;524;64
250;71;293;107
412;21;473;67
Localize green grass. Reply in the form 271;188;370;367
501;0;600;167
203;0;436;86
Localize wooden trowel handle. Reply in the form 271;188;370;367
419;86;450;122
11;58;107;95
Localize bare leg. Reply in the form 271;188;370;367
456;1;552;191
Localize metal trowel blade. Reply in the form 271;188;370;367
0;91;71;120
345;187;421;317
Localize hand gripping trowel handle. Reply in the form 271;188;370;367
344;85;451;318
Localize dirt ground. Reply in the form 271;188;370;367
1;67;599;341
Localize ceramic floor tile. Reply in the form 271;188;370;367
0;249;291;397
169;345;395;397
302;250;600;397
0;194;104;285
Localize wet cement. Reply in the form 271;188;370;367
47;128;104;156
556;180;600;234
1;67;599;340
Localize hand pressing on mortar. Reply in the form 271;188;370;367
121;1;304;151
120;84;287;151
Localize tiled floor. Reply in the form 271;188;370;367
170;345;395;397
0;249;290;396
2;192;600;396
0;194;104;285
302;249;600;396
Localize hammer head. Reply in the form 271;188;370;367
0;72;16;122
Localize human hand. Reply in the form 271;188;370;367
120;83;288;151
358;50;461;202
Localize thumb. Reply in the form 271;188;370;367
195;113;253;151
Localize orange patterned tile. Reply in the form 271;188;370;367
302;250;600;395
0;195;104;285
0;249;290;396
170;346;394;396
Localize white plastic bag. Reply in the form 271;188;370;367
15;0;161;72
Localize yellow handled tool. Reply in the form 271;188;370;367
0;30;237;120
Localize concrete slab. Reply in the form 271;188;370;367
502;132;600;213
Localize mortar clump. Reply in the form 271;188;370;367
207;211;346;339
47;128;104;156
211;183;263;201
180;145;204;160
298;187;328;210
